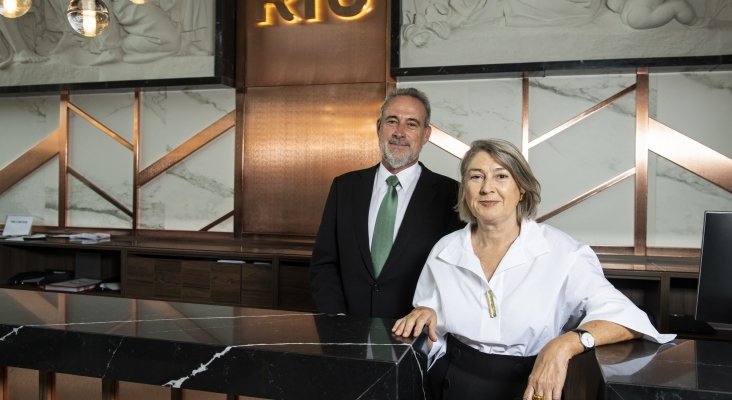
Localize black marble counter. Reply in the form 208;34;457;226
0;288;427;399
595;338;732;399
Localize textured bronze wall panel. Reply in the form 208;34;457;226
243;83;385;235
245;1;386;86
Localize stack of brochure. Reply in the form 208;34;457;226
69;233;111;244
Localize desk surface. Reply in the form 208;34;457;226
597;338;732;399
0;288;426;399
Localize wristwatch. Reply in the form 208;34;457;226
572;329;595;352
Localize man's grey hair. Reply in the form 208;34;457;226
379;87;431;126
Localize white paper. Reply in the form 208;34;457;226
2;215;33;237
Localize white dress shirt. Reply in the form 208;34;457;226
368;163;421;248
414;220;676;367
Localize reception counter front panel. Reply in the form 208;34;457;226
0;288;427;399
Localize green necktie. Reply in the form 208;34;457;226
371;175;400;277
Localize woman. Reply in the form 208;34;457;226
392;139;674;400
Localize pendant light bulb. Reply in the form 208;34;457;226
129;0;145;4
66;0;109;37
0;0;32;18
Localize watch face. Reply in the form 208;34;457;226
580;332;595;348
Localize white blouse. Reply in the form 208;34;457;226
413;220;676;367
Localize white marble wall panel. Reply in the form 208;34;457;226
527;74;636;139
0;162;59;227
68;93;135;228
651;71;732;158
0;95;60;226
648;154;732;248
409;75;638;246
139;131;234;231
140;88;235;169
70;93;135;144
406;72;732;248
137;87;235;231
68;176;132;229
0;95;59;167
544;177;635;246
647;70;732;247
403;78;523;180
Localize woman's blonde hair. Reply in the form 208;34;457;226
457;139;541;224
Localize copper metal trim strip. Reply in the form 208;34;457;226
635;68;650;255
428;124;469;158
528;84;636;149
133;89;141;233
201;210;234;232
537;168;636;223
68;166;134;218
648;119;732;192
101;379;118;400
234;90;245;238
0;366;6;400
67;101;134;151
138;111;236;186
59;92;70;228
522;73;530;159
0;129;61;196
39;371;55;400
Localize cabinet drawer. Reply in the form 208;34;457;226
241;262;273;308
278;262;314;311
127;256;243;304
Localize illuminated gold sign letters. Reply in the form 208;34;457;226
256;0;372;25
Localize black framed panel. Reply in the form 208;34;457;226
391;1;732;77
0;0;235;94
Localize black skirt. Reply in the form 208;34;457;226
426;334;537;400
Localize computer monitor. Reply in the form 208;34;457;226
694;211;732;329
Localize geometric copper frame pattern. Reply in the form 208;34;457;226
0;89;236;234
1;71;729;250
427;68;732;256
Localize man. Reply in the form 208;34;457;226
310;87;464;319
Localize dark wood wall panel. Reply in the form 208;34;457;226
244;1;387;87
243;83;384;235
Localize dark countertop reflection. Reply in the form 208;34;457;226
0;288;427;399
596;338;732;399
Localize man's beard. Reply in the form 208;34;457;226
381;140;417;170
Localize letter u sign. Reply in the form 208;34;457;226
256;0;371;25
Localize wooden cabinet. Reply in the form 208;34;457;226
277;258;315;311
124;255;246;305
601;254;701;334
0;239;703;328
0;241;122;287
0;237;314;312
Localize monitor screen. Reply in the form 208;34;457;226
695;211;732;326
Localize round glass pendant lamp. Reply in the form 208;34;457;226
0;0;32;18
66;0;109;37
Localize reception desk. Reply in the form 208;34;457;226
0;288;427;399
568;337;732;399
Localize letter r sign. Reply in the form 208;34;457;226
255;0;371;25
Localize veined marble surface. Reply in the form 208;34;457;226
411;70;732;248
0;87;236;231
0;288;427;399
0;71;729;247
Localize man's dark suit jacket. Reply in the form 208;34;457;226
310;162;464;319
